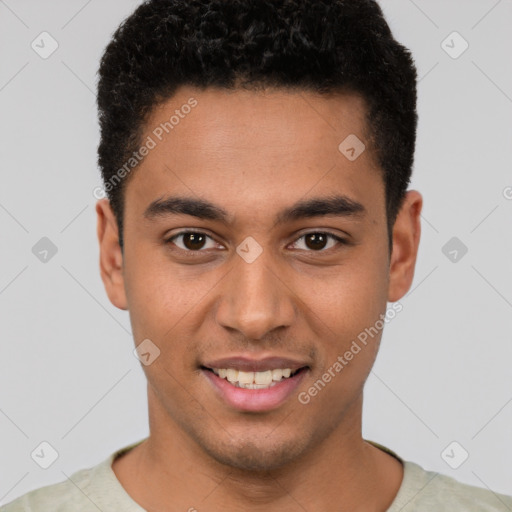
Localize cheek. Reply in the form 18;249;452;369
122;244;177;342
123;245;220;346
305;271;386;406
305;258;388;336
300;252;389;387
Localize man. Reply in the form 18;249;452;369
3;0;511;510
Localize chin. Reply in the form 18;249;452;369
196;431;309;473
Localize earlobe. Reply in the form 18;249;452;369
387;190;423;303
96;199;128;311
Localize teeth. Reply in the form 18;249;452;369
254;370;273;385
271;369;283;380
240;382;276;389
237;370;254;384
210;367;298;388
226;369;238;383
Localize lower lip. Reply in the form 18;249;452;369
201;368;308;412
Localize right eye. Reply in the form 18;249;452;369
165;230;224;253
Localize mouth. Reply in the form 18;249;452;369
199;357;310;412
201;366;307;389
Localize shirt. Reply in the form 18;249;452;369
2;438;511;511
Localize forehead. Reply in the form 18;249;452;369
125;86;384;223
146;86;371;155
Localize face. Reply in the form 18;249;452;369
97;86;421;471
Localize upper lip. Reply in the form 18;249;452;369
202;356;309;373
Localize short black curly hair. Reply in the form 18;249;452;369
97;0;417;251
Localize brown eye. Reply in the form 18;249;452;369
167;231;218;252
304;233;328;250
291;232;346;252
183;233;206;250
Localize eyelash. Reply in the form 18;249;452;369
165;230;348;255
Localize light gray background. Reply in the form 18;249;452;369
1;0;511;505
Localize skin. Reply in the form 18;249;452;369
96;85;422;511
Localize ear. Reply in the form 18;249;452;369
387;190;423;302
96;198;128;310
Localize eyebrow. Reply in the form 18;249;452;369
143;194;366;224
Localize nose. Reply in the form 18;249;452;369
215;248;296;341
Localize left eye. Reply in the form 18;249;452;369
166;231;345;252
290;232;346;251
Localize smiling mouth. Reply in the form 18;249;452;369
201;366;307;389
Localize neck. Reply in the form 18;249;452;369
113;389;403;511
